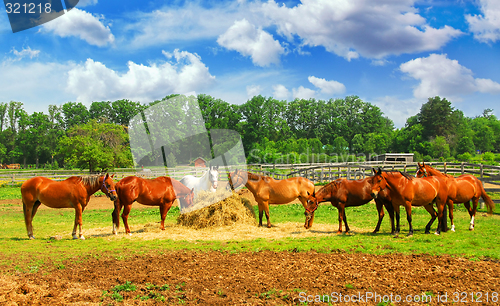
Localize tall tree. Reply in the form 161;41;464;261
62;102;90;129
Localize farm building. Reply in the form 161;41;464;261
371;153;414;163
193;157;207;167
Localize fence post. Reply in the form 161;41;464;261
461;162;464;175
11;173;15;185
320;166;324;183
480;164;484;179
444;162;447;174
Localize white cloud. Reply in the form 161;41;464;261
78;0;98;7
308;76;345;95
373;96;422;128
261;0;463;60
217;19;285;67
272;84;290;100
125;1;262;49
10;47;40;60
0;59;75;113
41;8;114;47
246;85;261;98
66;50;216;104
399;53;500;99
292;86;316;99
466;0;500;43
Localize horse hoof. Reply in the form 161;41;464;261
128;233;132;236
424;231;430;234
80;236;86;240
434;231;440;236
72;235;79;239
407;233;413;237
29;236;35;240
451;225;455;232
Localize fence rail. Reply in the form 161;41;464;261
2;162;500;203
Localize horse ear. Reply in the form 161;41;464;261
372;168;377;175
377;167;382;175
111;174;115;178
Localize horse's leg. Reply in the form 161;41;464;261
404;203;413;237
263;201;271;228
423;204;437;234
394;205;401;235
257;202;264;227
342;207;350;233
159;202;173;230
112;198;122;234
448;200;455;232
22;200;36;239
336;204;345;234
373;200;384;233
385;201;396;235
72;204;84;240
121;203;133;235
469;198;479;230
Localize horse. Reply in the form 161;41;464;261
21;173;117;240
112;176;194;234
304;170;395;234
416;162;494;231
370;168;449;236
227;169;315;228
180;166;219;200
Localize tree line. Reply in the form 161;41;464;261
0;94;498;172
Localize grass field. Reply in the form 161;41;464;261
0;186;499;274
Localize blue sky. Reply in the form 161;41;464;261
1;0;499;127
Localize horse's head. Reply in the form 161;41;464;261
369;168;386;199
101;173;118;201
416;162;429;178
304;190;318;220
209;166;219;190
227;169;247;190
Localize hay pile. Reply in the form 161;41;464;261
177;190;256;229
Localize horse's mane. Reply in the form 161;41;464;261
382;170;414;181
78;175;102;187
246;171;264;181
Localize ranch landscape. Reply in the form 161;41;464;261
0;182;499;305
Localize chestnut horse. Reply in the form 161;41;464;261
112;176;194;234
228;169;315;228
21;173;117;240
370;168;449;236
416;162;494;231
304;170;395;234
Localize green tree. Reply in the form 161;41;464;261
58;120;132;172
429;136;450;159
111;99;143;126
62;102;90;129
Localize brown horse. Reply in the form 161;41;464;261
304;170;395;234
370;168;449;236
416;162;494;231
112;176;194;234
228;169;315;228
21;173;117;240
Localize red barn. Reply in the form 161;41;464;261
193;157;207;168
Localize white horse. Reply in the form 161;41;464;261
180;166;219;200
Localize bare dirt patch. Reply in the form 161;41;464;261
1;251;499;305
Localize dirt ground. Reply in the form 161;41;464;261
2;187;499;305
0;251;499;305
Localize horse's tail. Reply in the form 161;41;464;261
480;183;495;215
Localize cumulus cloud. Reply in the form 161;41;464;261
41;8;114;47
0;59;75;113
125;1;261;49
217;19;285;66
466;0;500;43
373;96;422;128
272;84;290;100
292;86;316;100
399;53;500;99
261;0;463;60
308;76;345;95
66;50;216;103
246;85;261;98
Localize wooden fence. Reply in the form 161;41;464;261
2;162;500;203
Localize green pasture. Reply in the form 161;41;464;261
0;186;499;274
